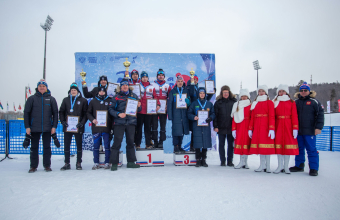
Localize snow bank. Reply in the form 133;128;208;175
0;151;339;220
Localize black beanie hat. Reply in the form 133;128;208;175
68;82;80;94
157;68;165;77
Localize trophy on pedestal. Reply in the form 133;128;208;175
190;68;195;84
80;69;87;85
123;58;131;79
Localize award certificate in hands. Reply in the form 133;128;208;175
125;98;138;117
176;94;187;109
96;110;108;127
66;116;79;132
147;99;157;114
157;99;167;114
197;110;209;126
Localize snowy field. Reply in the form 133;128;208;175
0;151;340;220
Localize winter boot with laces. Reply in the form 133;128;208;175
28;167;37;173
104;163;111;169
60;163;71;171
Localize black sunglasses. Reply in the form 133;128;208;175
300;89;309;92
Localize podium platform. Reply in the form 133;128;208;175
136;148;164;166
173;151;196;166
99;151;123;167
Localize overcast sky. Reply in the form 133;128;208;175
0;0;339;109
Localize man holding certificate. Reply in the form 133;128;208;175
151;68;172;148
109;78;142;171
86;86;113;170
59;83;88;170
187;75;215;152
135;71;160;149
167;75;191;153
188;87;215;167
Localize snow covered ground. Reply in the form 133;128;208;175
0;151;339;220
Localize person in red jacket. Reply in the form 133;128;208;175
273;84;299;174
135;71;160;149
129;69;141;85
151;68;172;148
248;85;275;173
231;89;252;169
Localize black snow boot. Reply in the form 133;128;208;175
309;169;318;176
202;159;208;167
227;161;234;167
174;145;180;153
60;163;71;171
221;161;226;166
289;163;305;172
195;159;201;167
158;141;164;149
201;149;208;167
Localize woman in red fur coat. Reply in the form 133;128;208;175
273;84;299;174
231;89;252;169
248;85;275;173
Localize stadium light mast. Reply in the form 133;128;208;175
253;60;261;88
40;15;54;80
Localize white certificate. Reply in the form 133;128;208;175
197;110;209;126
157;99;167;114
176;93;187;109
66;116;79;132
125;98;138;117
205;80;215;94
130;84;141;99
107;83;119;97
147;99;157;114
96;110;108;127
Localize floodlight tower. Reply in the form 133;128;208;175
40;15;54;80
253;60;261;88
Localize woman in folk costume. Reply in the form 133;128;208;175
231;89;252;169
248;85;275;173
273;84;299;174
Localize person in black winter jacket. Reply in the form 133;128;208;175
82;75;108;98
59;83;88;171
213;85;237;167
87;86;112;170
109;78;142;171
23;79;59;173
289;82;324;176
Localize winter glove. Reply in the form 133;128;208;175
248;130;253;139
205;117;212;123
22;133;32;149
232;130;236;139
268;130;275;139
185;98;191;106
51;133;61;148
293;130;298;139
76;123;84;129
62;121;68;127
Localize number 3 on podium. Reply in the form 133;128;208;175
184;155;189;164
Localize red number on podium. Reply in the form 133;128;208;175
147;153;151;163
184;155;189;164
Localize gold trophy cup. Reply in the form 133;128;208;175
123;58;131;79
80;69;87;85
190;68;195;83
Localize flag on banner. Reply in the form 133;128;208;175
0;101;3;110
18;104;22;110
13;102;16;112
28;86;31;94
338;99;340;112
327;100;330;113
7;102;9;111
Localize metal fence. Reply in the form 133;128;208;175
0;120;6;154
8;120;77;155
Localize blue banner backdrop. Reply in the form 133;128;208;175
75;52;216;153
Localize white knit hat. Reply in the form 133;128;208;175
257;85;268;95
239;89;250;98
277;84;289;95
